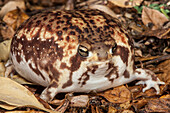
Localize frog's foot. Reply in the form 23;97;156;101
40;80;59;102
134;68;165;94
5;59;15;78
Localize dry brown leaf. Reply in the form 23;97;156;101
10;75;33;85
142;7;169;30
109;0;143;8
160;94;170;99
122;110;134;113
0;22;15;40
5;110;46;113
120;101;132;109
0;62;5;76
132;85;164;98
142;27;170;39
3;8;29;30
0;77;55;113
70;95;89;107
108;106;117;113
0;102;16;110
99;85;131;103
0;39;12;61
145;98;170;112
0;0;26;18
156;59;170;83
132;99;148;110
55;98;69;112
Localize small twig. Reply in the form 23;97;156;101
136;54;170;67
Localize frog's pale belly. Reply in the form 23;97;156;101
11;53;50;86
6;9;164;102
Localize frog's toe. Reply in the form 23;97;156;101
136;79;165;94
40;80;59;102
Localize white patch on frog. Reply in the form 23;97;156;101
49;87;58;99
112;56;126;75
11;53;50;86
59;55;137;93
109;73;117;80
58;60;112;93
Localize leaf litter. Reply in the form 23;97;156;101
0;0;169;112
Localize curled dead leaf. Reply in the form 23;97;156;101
0;0;26;18
0;21;15;40
0;101;16;110
142;27;170;39
0;77;55;112
3;8;29;30
156;59;170;83
10;75;33;85
160;94;170;99
132;99;148;110
0;62;5;76
142;6;169;30
99;85;131;103
0;39;12;61
70;95;89;107
145;98;170;112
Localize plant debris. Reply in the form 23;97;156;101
0;0;169;112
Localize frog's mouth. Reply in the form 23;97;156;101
86;60;113;76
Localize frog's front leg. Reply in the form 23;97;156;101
134;68;165;94
40;80;59;102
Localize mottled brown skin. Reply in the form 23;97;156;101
9;9;164;101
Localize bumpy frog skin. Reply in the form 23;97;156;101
5;9;164;101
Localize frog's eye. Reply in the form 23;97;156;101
78;45;89;57
109;43;117;54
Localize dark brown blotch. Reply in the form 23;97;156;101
25;20;34;32
36;20;41;26
62;53;86;89
75;27;82;33
33;17;37;20
43;17;48;21
123;70;130;78
49;64;60;81
56;31;63;37
104;25;109;30
114;46;129;66
29;64;45;80
69;31;75;35
60;62;69;69
56;26;60;29
66;36;70;41
91;65;98;74
96;27;100;33
62;73;73;89
92;26;97;29
63;27;68;31
84;28;89;33
46;24;52;31
56;17;61;19
49;19;54;22
105;65;119;82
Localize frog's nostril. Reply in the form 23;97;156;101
97;52;108;60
